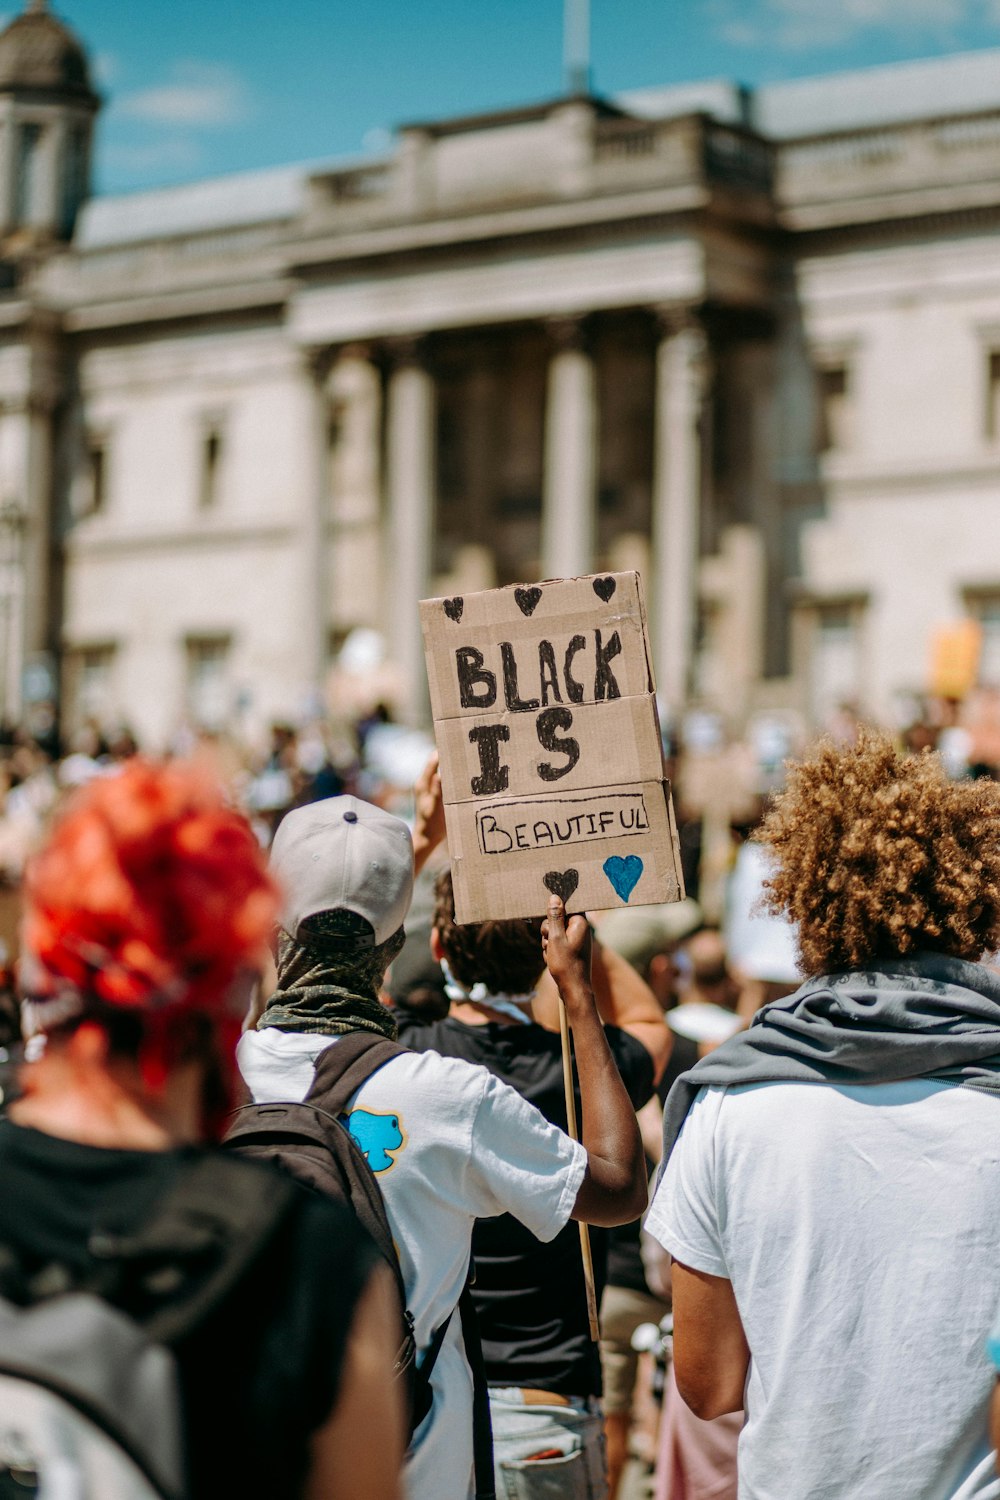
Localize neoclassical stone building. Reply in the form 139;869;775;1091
1;2;1000;745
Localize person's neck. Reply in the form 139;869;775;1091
10;1049;203;1151
450;999;519;1028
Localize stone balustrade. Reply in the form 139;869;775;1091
779;108;1000;223
304;107;776;228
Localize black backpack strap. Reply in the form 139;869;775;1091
305;1031;409;1116
408;1304;454;1434
227;1098;402;1287
87;1154;299;1347
459;1283;496;1500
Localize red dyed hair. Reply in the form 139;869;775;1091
24;759;279;1017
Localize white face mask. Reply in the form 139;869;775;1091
439;959;535;1025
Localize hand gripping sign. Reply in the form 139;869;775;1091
420;572;684;923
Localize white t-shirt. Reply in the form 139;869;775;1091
646;1079;1000;1500
237;1027;587;1500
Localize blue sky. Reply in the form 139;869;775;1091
47;0;1000;196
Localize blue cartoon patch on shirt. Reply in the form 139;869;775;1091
344;1109;405;1173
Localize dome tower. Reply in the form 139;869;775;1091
0;0;99;246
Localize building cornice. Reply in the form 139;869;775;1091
819;454;1000;493
289;183;716;271
61;277;295;333
63;522;297;558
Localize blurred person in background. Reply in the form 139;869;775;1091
724;822;800;1025
0;760;404;1500
652;1368;740;1500
648;731;1000;1500
674;931;739;1012
666;930;743;1054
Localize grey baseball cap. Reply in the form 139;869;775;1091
270;795;414;947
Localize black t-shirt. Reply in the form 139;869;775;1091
605;1028;700;1294
0;1120;378;1500
397;1014;653;1396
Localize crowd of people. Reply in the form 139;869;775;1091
1;707;1000;1499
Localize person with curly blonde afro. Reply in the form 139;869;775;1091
646;730;1000;1500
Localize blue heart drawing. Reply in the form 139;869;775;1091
603;854;643;903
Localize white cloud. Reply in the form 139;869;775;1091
117;61;250;129
713;0;976;49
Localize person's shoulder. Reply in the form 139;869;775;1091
0;1115;21;1155
370;1041;494;1107
394;1014;447;1046
605;1023;650;1066
670;1083;729;1152
396;1014;478;1057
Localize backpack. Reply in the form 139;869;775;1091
225;1031;495;1499
0;1154;297;1500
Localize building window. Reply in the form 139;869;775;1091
185;635;231;730
72;429;110;518
15;122;44;225
198;421;225;509
803;599;866;729
86;434;107;514
817;364;852;453
64;643;117;731
986;352;1000;441
966;592;1000;686
60;126;88;236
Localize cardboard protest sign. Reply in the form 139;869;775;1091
420;571;684;923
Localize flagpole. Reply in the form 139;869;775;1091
564;0;591;95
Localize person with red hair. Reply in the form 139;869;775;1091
0;759;404;1500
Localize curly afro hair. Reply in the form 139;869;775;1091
757;729;1000;976
433;868;545;996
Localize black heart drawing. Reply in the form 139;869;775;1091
443;596;464;622
593;576;616;602
543;869;580;904
515;586;543;617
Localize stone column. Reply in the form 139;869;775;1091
541;318;597;580
0;105;17;232
743;339;783;682
328;344;383;630
298;349;333;713
385;339;435;723
0;325;62;725
651;310;709;712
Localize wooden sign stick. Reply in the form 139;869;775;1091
558;994;601;1343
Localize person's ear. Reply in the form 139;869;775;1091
649;953;671;984
67;1021;110;1068
430;926;444;962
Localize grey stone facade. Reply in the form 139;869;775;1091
1;6;999;745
